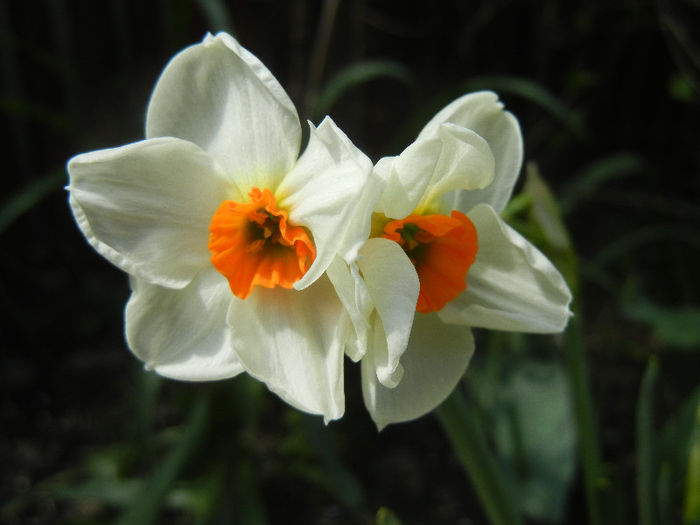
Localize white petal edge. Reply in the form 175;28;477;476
125;270;244;380
362;312;474;430
67;137;236;289
438;203;573;333
357;238;419;388
326;255;372;362
228;275;348;423
277;117;372;290
374;124;495;219
146;32;301;193
418;91;523;214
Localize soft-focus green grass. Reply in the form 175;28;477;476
2;1;699;524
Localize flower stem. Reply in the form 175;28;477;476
563;313;606;525
437;388;524;525
636;356;659;525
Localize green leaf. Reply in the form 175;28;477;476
623;297;700;350
0;170;65;234
520;163;579;296
637;357;659;525
166;468;227;525
311;60;416;121
44;478;143;507
460;75;586;138
301;415;366;511
560;153;644;215
437;388;525;525
194;0;234;34
230;460;269;525
657;385;700;523
376;506;403;525
115;394;209;525
493;359;576;523
684;402;700;524
669;73;697;103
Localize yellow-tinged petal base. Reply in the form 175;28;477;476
382;211;478;313
209;187;315;299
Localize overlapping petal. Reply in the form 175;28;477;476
374;124;495;219
146;32;301;194
276;117;373;289
228;275;348;422
362;313;474;429
125;270;244;380
438;203;572;332
68;137;235;288
417;91;523;214
326;255;372;362
356;238;420;387
356;91;570;429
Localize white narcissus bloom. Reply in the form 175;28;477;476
331;91;573;429
67;33;373;422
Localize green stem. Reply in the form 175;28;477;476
563;313;606;525
637;356;659;525
437;388;524;525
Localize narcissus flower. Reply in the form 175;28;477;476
330;91;573;429
67;33;372;422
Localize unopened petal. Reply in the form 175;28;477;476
362;313;474;430
418;91;523;214
439;203;573;333
67;137;234;288
125;270;243;380
229;276;347;423
146;32;300;193
277;117;372;289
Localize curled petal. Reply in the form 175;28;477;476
418;91;523;214
357;238;419;387
375;124;495;219
326;255;372;362
277;117;373;289
362;313;474;430
439;203;572;333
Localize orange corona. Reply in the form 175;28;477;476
382;211;478;313
208;187;316;299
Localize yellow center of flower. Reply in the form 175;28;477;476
379;211;478;313
208;187;316;299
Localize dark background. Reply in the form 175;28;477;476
2;1;700;523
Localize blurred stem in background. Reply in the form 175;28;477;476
438;163;609;525
437;389;525;525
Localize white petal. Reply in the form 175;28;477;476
125;270;244;380
362;313;474;430
357;238;419;388
146;32;301;193
439;204;572;332
418;91;523;214
326;255;372;362
276;117;372;289
67;137;235;288
228;275;347;423
375;124;495;219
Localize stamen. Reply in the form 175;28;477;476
382;211;478;313
208;188;316;299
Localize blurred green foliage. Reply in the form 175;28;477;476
2;1;700;524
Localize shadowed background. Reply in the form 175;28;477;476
2;1;700;524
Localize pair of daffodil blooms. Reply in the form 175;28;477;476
68;33;572;429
